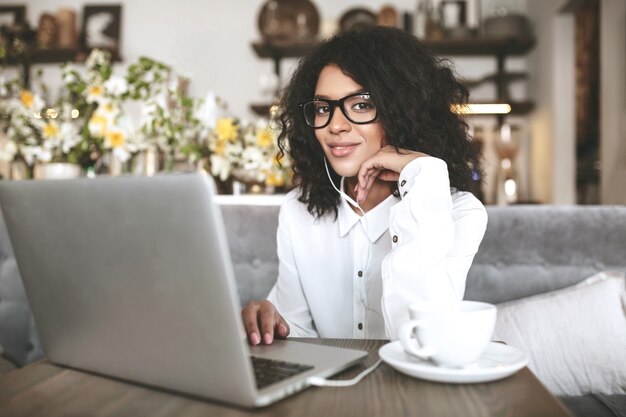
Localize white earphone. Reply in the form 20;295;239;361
324;157;366;217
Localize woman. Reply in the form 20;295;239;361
242;26;487;346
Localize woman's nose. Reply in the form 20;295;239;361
328;106;351;134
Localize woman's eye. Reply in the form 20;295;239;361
352;101;375;112
315;104;330;114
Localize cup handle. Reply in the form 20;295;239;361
398;319;436;360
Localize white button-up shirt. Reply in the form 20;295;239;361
267;157;487;340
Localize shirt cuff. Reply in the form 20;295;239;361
397;157;448;199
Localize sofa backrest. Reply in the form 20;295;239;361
1;204;625;367
224;205;626;306
0;210;41;366
221;204;280;309
465;206;626;303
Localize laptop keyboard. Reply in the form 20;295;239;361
250;356;314;390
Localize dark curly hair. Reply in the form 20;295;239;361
277;26;479;219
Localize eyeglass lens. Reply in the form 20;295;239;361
302;94;376;128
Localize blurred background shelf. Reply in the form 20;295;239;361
250;36;535;120
422;37;535;56
251;36;535;60
250;103;275;117
252;40;317;59
3;47;122;65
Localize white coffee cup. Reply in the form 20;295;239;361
398;300;496;368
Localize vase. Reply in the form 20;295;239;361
257;0;320;42
159;149;195;173
108;152;128;176
55;8;77;48
130;147;159;176
33;163;82;180
493;124;520;205
231;168;271;194
9;160;31;180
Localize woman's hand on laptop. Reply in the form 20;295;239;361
241;300;290;345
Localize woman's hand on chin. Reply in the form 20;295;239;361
356;146;428;203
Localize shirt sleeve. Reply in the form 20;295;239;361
266;199;319;338
380;156;488;340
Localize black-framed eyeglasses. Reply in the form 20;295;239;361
299;92;378;129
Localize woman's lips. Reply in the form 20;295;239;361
328;143;359;157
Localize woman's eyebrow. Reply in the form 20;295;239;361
312;89;369;100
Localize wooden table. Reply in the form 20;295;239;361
0;339;572;417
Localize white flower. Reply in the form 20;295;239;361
143;70;156;84
38;149;53;162
60;102;75;119
20;146;40;165
0;141;17;162
104;129;126;149
25;135;38;146
243;129;257;146
113;146;130;162
154;92;169;112
97;99;119;120
64;72;77;84
210;154;231;181
60;123;81;153
104;76;128;96
43;138;59;150
62;64;78;83
86;49;108;70
88;111;111;138
31;94;45;112
141;92;169;121
126;142;139;154
242;146;264;171
139;101;158;126
255;118;270;130
195;91;219;130
86;84;105;104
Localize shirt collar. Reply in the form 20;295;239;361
337;178;399;242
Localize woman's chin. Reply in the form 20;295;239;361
327;161;359;179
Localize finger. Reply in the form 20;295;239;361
259;301;277;344
355;167;378;202
241;303;262;345
357;157;377;188
377;170;400;182
358;168;381;202
365;169;380;190
274;311;290;339
358;164;380;189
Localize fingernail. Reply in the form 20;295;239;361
279;324;287;336
354;184;358;193
263;332;272;345
250;333;260;345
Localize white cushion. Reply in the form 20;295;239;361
492;271;626;396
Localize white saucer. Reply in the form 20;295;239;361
379;341;528;384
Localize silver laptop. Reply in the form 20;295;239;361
0;173;367;408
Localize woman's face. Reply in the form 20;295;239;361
313;64;386;178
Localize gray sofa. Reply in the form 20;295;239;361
1;204;625;416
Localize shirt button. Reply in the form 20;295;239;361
392;235;398;243
358;270;363;277
401;180;406;187
358;323;363;330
